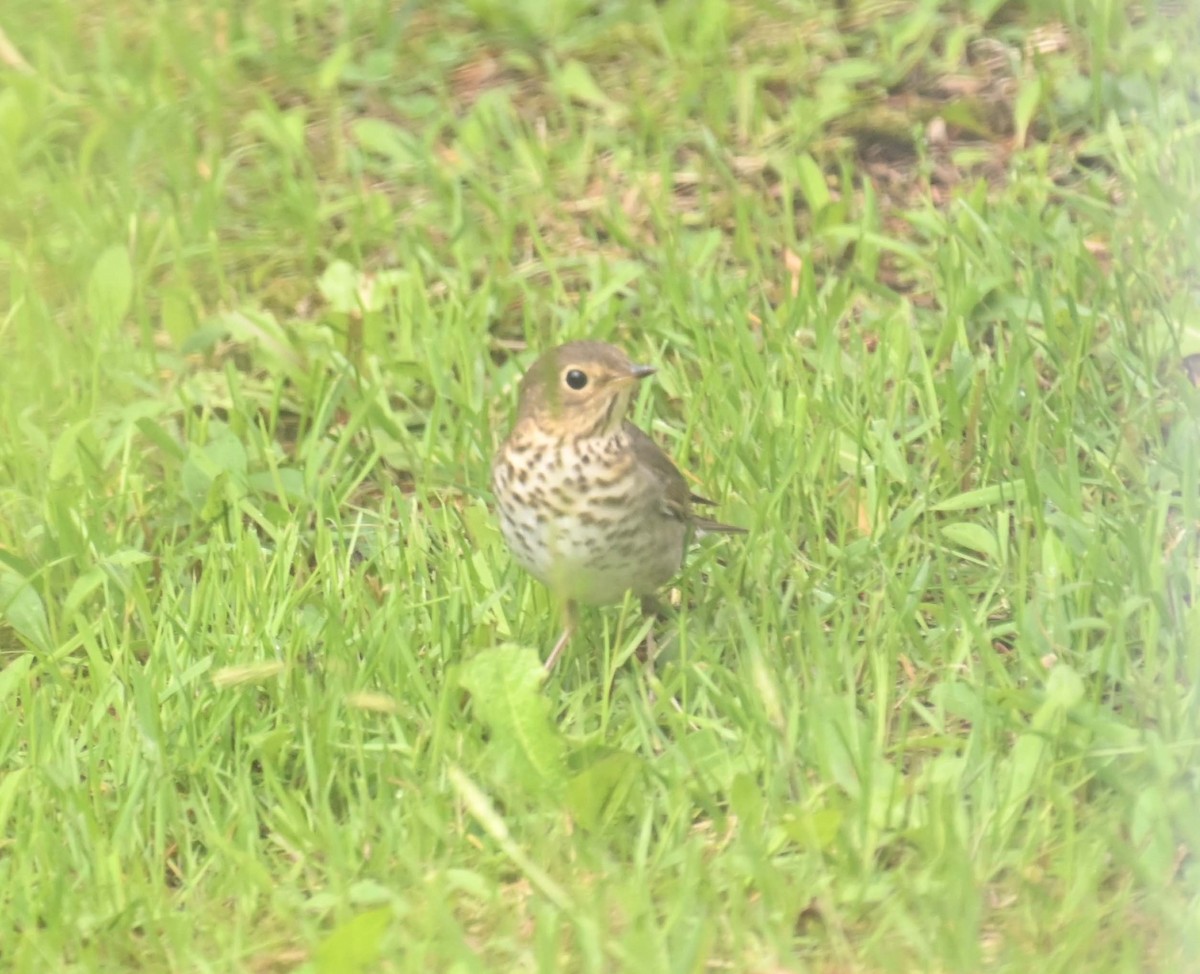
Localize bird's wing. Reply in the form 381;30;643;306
624;422;692;523
624;422;745;534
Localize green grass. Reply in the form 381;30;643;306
1;0;1198;970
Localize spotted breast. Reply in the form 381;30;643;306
492;422;688;606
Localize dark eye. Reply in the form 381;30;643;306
565;369;589;390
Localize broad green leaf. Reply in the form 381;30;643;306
351;118;417;164
566;750;644;830
0;654;33;706
317;43;355;92
181;427;249;508
669;728;747;791
795;152;830;214
0;87;28;145
63;567;108;618
159;287;195;345
313;907;393;974
1004;733;1046;813
459;646;566;795
0;568;51;653
941;521;1000;560
555;60;616;112
1013;74;1043;147
781;807;843;851
729;772;765;826
0;767;29;833
318;260;361;314
932;480;1028;511
247;468;307;503
86;244;133;332
1032;664;1084;732
135;416;187;462
49;418;92;482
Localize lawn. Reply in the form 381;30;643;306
1;1;1197;971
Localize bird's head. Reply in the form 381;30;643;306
515;341;656;438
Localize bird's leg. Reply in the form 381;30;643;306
544;599;578;671
638;595;669;664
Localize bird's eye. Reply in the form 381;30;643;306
565;369;589;390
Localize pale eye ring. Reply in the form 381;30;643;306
565;369;588;390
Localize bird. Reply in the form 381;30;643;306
491;340;744;670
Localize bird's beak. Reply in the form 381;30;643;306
629;364;656;381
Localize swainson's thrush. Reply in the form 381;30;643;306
492;341;744;670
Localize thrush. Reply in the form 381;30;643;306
491;340;744;670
